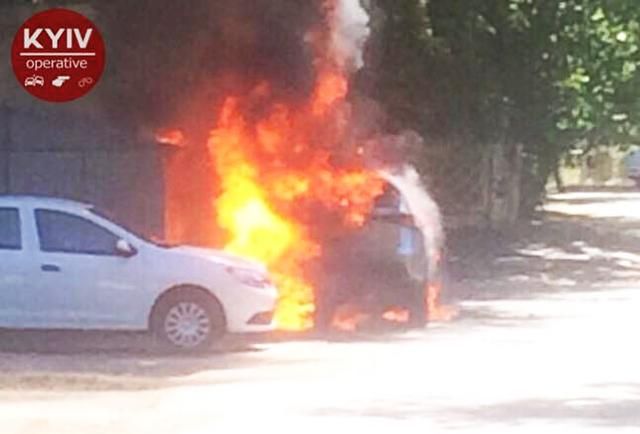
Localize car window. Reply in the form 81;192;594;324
374;183;411;216
0;208;21;250
35;209;119;255
374;183;402;211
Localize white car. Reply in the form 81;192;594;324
0;196;277;350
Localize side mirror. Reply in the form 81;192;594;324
115;239;137;258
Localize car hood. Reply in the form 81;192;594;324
169;245;267;272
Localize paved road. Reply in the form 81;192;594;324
1;191;639;433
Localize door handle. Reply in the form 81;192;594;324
41;264;61;272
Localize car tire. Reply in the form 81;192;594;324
150;287;226;352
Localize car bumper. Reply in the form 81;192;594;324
223;284;278;333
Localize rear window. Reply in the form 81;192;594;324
0;208;21;250
374;183;402;211
374;183;410;216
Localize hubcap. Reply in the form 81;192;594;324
164;302;211;348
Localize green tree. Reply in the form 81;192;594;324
368;0;640;216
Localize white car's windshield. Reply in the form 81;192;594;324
89;208;177;248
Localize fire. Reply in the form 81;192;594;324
382;307;411;323
312;70;348;116
426;284;459;322
155;128;186;147
207;84;384;330
331;304;370;332
200;0;387;331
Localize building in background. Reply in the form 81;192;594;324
556;147;638;190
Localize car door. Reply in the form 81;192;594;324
33;208;148;330
0;206;33;327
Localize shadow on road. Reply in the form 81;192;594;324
310;383;640;430
448;211;640;302
0;326;427;391
0;330;270;390
443;383;640;429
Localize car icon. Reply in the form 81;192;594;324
24;75;44;87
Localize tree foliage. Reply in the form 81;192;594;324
367;0;640;210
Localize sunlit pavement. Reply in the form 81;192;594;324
1;192;640;433
546;191;640;220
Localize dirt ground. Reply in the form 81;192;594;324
1;190;639;433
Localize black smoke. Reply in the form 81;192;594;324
93;0;322;137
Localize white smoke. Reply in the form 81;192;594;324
382;165;444;253
328;0;371;71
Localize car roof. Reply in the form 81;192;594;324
0;195;91;210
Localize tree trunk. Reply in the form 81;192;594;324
553;164;565;193
487;142;523;228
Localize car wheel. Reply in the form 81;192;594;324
151;288;225;352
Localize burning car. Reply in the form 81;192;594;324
314;165;444;331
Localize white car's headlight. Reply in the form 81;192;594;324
226;266;272;289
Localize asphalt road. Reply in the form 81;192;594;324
1;191;639;433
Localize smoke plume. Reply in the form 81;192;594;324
325;0;371;71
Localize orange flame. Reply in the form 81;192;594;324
312;70;348;116
331;304;370;332
155;128;186;147
207;82;384;330
427;284;459;322
382;307;411;323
